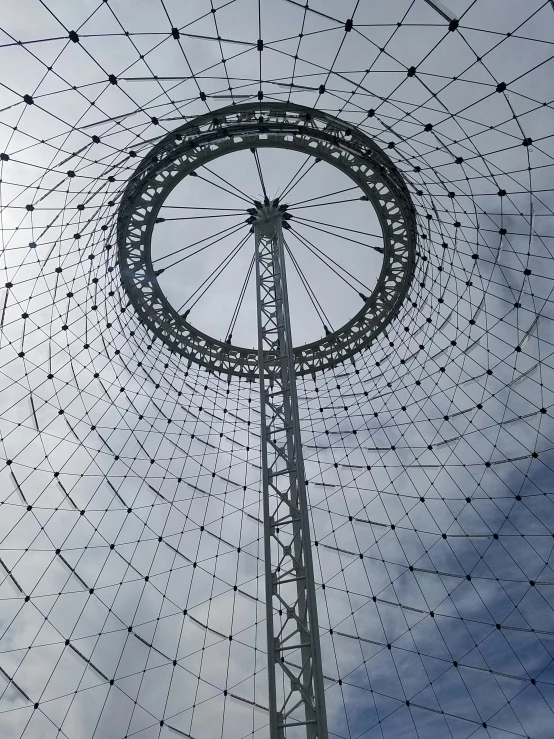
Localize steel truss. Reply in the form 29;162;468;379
117;103;417;378
254;205;328;739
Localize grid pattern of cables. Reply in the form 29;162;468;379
1;2;553;738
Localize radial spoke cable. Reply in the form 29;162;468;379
176;230;252;315
283;238;334;332
225;252;255;342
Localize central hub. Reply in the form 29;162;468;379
253;201;281;222
248;199;288;237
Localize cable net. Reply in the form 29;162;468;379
0;2;553;738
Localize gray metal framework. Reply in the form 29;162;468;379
117;103;417;378
116;104;418;739
254;203;328;739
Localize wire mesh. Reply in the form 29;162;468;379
1;2;554;738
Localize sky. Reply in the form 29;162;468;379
0;1;554;738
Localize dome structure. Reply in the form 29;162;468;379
1;2;553;738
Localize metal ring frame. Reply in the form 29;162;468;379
117;103;417;377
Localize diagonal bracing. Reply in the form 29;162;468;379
253;202;328;739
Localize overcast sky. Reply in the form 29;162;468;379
1;2;554;738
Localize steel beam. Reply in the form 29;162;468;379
254;204;328;739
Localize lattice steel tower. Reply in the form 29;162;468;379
253;201;328;737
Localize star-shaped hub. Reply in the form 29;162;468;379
246;198;291;236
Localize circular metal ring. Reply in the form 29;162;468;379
117;103;417;377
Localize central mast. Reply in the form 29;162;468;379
253;200;329;739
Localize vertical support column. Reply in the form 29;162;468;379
254;207;328;739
